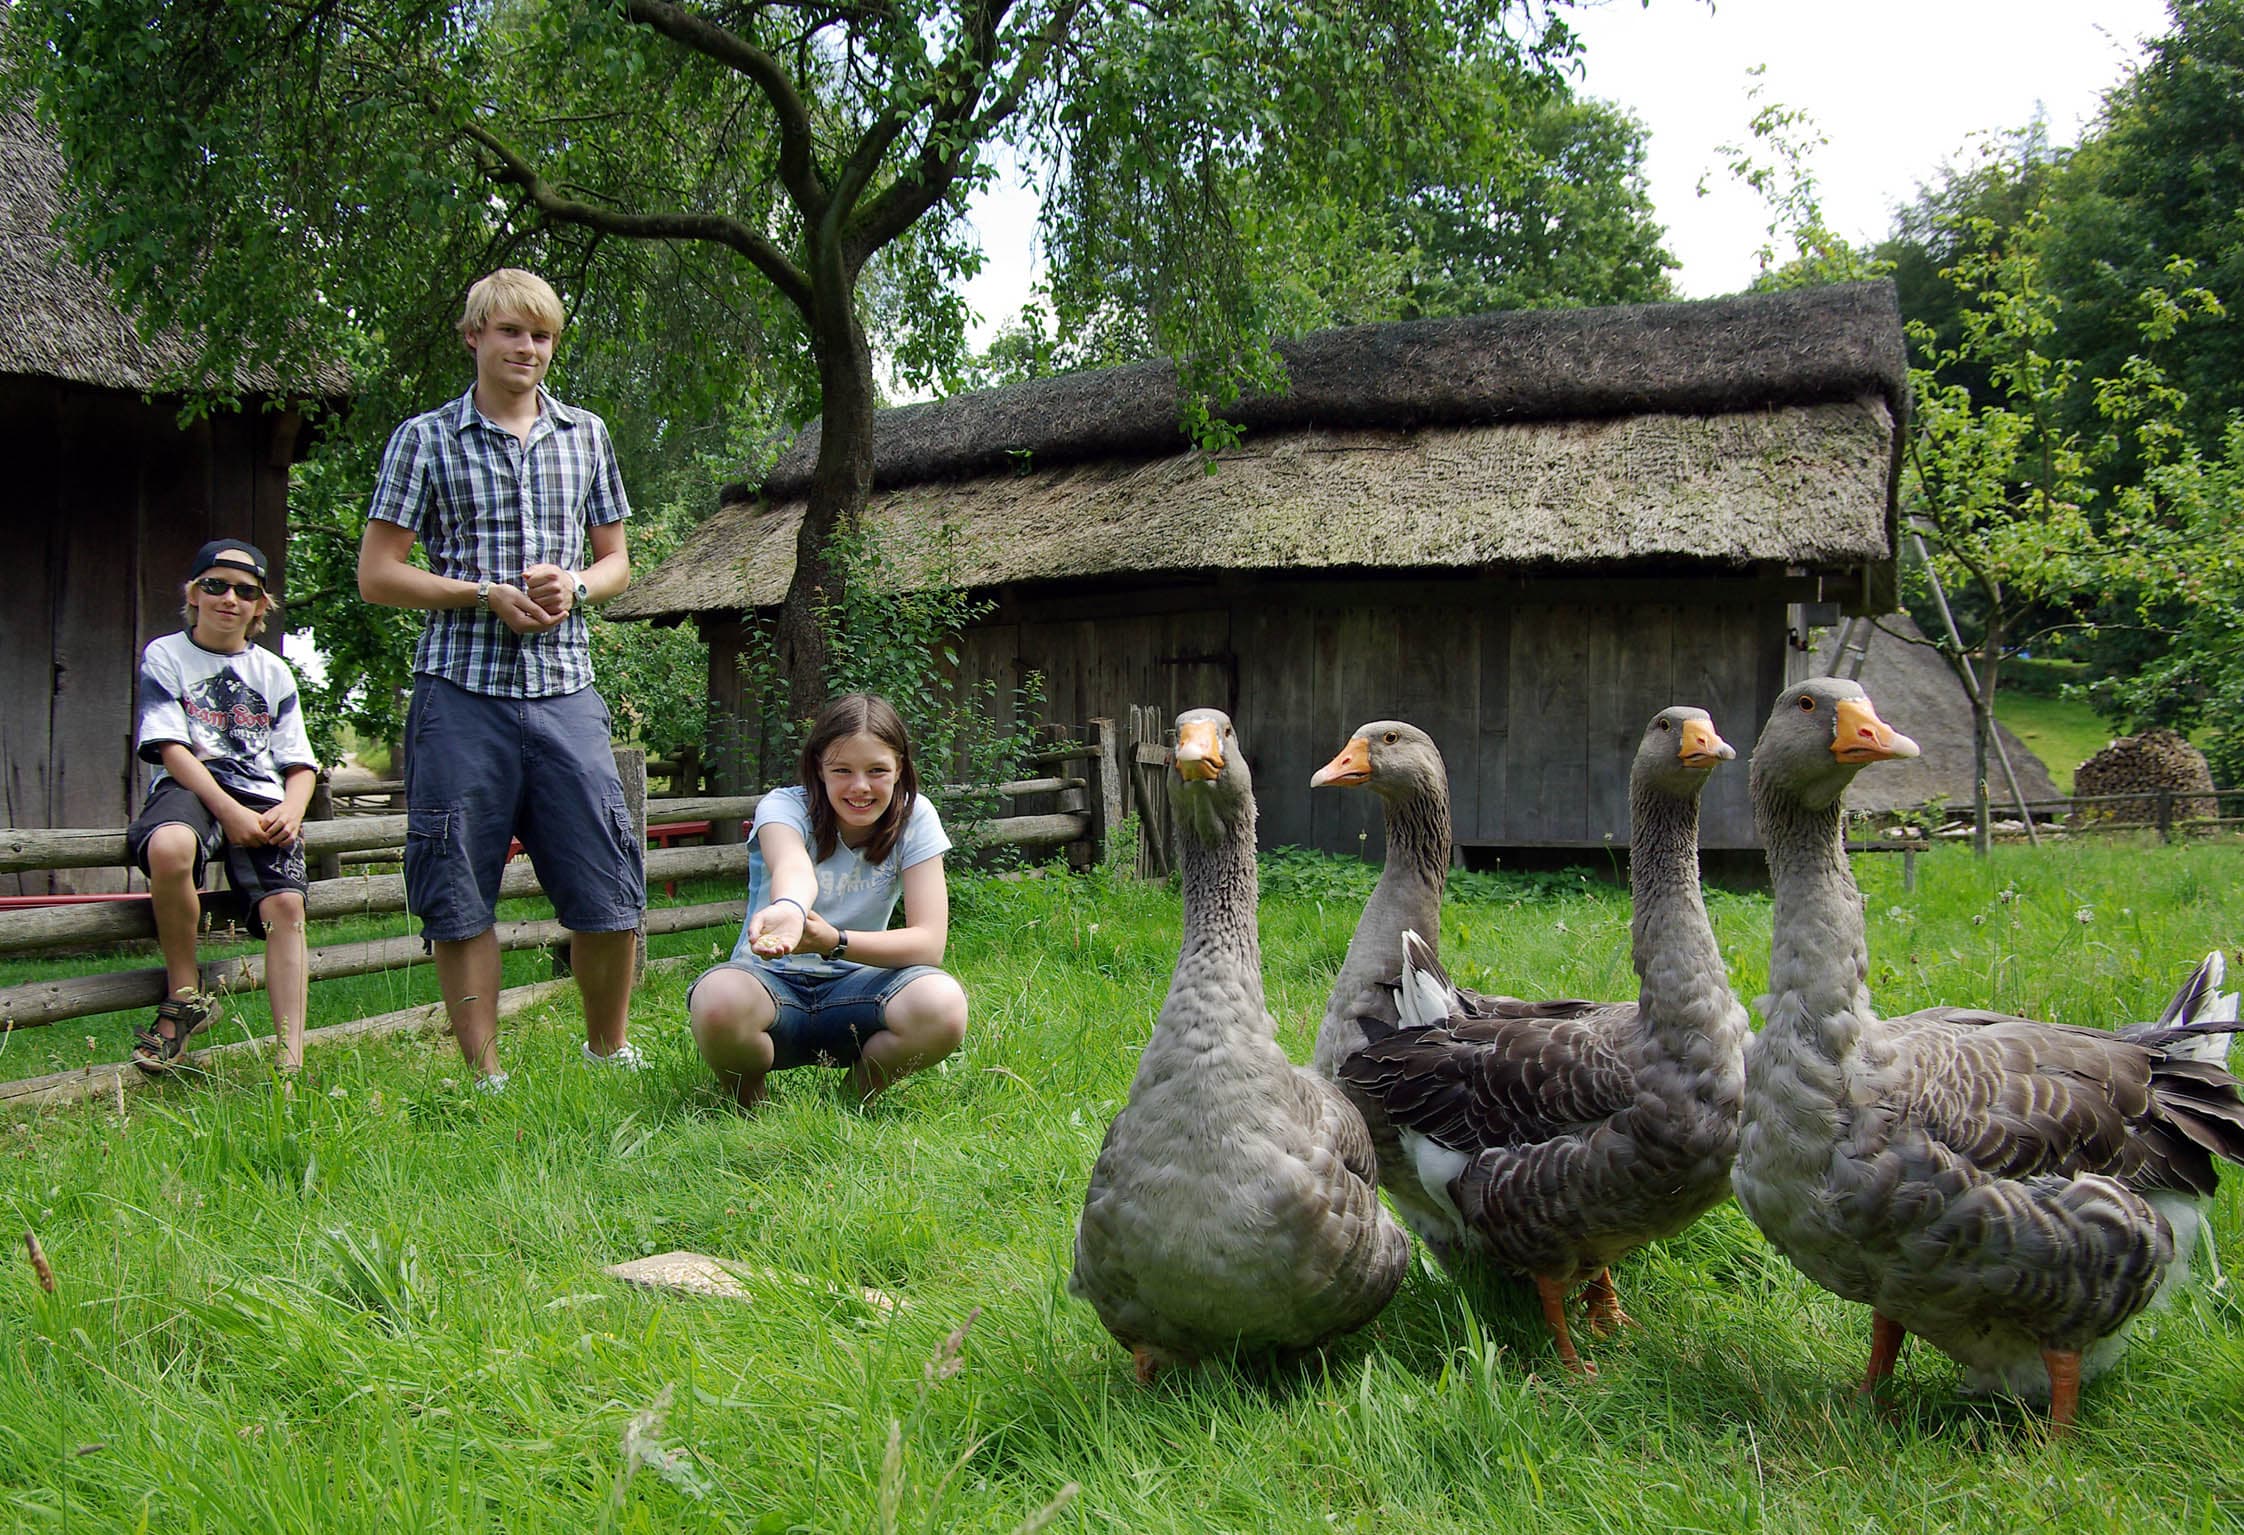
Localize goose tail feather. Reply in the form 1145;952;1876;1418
1397;930;1457;1031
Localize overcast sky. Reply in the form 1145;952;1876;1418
956;0;2175;344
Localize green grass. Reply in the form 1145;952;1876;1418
4;839;2243;1530
1993;691;2117;794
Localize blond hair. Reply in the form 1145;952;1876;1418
456;268;565;340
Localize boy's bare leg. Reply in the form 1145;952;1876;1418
144;824;206;1012
433;931;504;1077
571;928;638;1056
259;891;309;1075
851;972;968;1103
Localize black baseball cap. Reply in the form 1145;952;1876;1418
188;539;270;587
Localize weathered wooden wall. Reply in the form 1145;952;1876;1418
696;567;1805;858
957;570;1795;856
2;377;296;895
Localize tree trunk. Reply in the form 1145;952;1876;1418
1971;646;1995;858
773;293;878;723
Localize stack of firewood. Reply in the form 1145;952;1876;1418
2070;728;2219;826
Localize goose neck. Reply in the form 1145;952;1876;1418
1169;804;1269;1031
1321;781;1448;1032
1755;785;1871;1059
1629;783;1726;1027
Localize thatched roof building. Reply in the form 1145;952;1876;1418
623;282;1910;856
1810;614;2062;816
621;282;1905;620
3;103;344;893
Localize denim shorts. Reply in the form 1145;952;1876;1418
689;960;941;1070
126;778;307;940
403;675;645;942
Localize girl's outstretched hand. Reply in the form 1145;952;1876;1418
746;901;807;958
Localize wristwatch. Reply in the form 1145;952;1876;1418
476;578;492;609
571;572;590;605
829;929;850;962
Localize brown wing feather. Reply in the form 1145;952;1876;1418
1879;1006;2244;1196
1340;1004;1640;1150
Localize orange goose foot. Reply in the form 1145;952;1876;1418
2042;1347;2082;1436
1582;1269;1639;1338
1535;1274;1596;1376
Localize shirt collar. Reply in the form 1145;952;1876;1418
449;385;579;436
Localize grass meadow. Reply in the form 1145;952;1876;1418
4;835;2242;1532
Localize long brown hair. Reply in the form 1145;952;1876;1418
798;693;920;865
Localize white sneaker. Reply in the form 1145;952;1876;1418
474;1071;511;1094
583;1041;648;1071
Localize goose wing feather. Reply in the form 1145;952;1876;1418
1341;1004;1641;1151
1873;1012;2154;1183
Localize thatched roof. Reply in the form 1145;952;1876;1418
617;283;1906;622
0;103;348;397
1812;613;2063;815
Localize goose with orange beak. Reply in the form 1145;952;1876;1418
1321;707;1754;1375
1070;708;1408;1380
1737;676;2244;1432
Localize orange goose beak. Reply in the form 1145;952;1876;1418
1679;719;1735;769
1175;720;1225;782
1311;737;1372;788
1832;697;1920;764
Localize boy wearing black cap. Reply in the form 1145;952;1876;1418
124;539;318;1075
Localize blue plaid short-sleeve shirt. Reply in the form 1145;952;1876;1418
367;386;630;698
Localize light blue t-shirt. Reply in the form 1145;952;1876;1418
732;785;951;973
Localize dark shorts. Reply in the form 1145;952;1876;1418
403;675;646;943
688;960;942;1070
126;778;308;940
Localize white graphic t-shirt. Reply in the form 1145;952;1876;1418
136;631;318;805
733;785;950;974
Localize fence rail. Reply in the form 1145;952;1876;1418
0;721;1124;1038
1871;785;2244;844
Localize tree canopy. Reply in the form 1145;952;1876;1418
8;0;1634;724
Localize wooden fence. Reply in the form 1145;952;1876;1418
0;722;1125;1038
1868;785;2244;844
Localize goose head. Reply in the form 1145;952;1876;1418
1750;678;1920;812
1173;707;1252;845
1635;706;1735;800
1310;720;1446;802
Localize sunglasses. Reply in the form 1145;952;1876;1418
196;576;266;601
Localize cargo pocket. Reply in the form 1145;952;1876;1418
404;804;471;938
606;792;647;912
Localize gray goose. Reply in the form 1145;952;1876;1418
1736;675;2244;1430
1326;709;1752;1373
1071;708;1409;1381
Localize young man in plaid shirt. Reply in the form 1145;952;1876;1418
358;269;644;1090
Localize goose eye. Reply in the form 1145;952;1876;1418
1656;718;1671;730
1382;731;1398;744
1797;696;1817;712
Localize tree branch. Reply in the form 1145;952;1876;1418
621;0;828;220
846;0;1086;261
458;120;814;315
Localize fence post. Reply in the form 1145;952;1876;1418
2156;788;2173;843
1081;717;1120;870
308;773;343;883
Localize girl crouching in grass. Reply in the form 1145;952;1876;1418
688;694;969;1107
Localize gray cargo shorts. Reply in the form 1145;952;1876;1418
402;675;645;942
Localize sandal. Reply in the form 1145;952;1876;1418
130;994;214;1076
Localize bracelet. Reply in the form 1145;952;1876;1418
829;928;850;962
769;896;807;919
